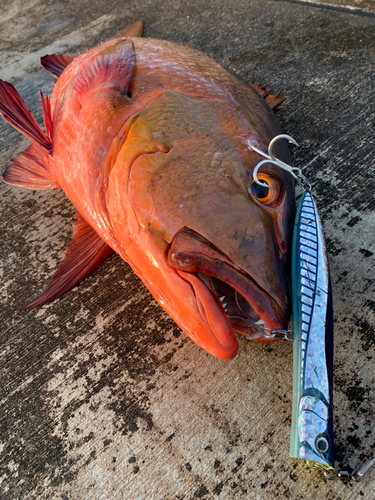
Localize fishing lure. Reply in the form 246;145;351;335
249;135;375;481
289;189;335;470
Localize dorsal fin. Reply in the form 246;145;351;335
265;88;284;111
2;144;58;190
0;80;52;154
251;83;285;111
114;21;143;38
73;42;135;98
40;54;74;78
21;212;114;310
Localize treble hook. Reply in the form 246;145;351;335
268;134;299;162
249;134;311;190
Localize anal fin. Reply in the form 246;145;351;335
22;212;114;309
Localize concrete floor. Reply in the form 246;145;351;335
0;1;374;499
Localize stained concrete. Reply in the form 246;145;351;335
0;1;374;499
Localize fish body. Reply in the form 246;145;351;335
1;25;295;360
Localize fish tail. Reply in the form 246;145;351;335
2;144;58;190
40;91;53;142
0;80;58;189
0;80;52;153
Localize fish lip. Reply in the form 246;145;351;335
207;274;288;338
201;269;288;340
167;228;289;340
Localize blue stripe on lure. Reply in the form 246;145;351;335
289;191;334;470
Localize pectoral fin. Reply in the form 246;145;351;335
73;42;135;100
21;212;113;310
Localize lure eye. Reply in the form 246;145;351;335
316;437;329;453
250;173;282;207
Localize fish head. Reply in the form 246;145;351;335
110;89;295;360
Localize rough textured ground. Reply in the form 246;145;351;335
286;0;375;15
0;1;374;499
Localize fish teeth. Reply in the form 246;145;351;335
255;319;265;325
219;296;225;302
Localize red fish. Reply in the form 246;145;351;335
0;22;295;360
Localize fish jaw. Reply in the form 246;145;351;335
167;228;288;341
114;231;239;360
174;270;239;359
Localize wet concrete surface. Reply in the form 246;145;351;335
0;1;374;499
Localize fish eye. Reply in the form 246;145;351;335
251;180;269;200
250;173;282;207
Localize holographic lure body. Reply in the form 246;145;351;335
289;191;334;468
251;135;374;480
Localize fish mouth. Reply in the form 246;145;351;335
167;228;289;343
